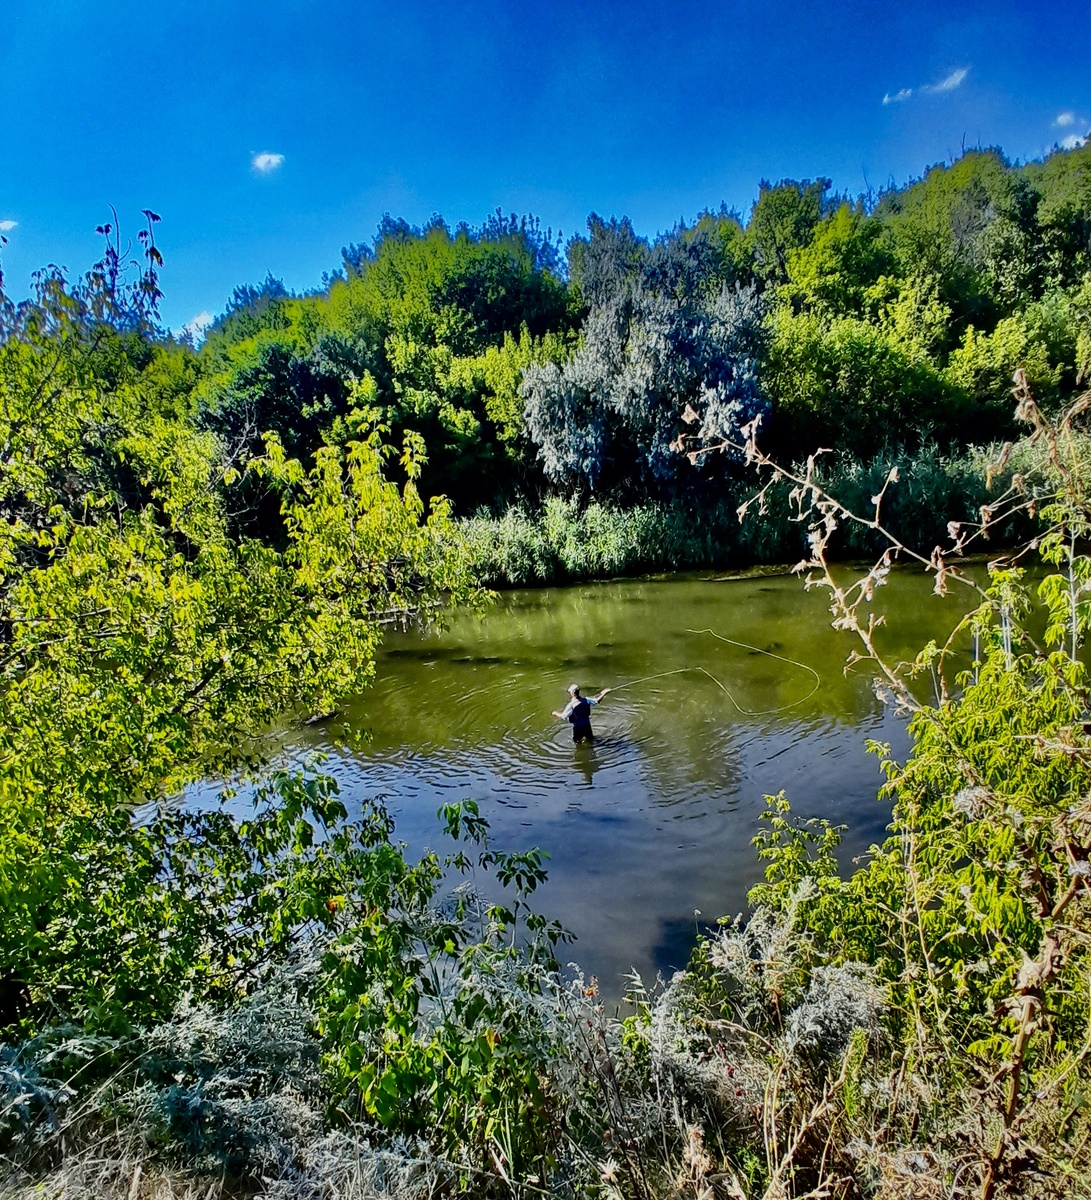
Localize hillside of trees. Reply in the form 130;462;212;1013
189;146;1091;517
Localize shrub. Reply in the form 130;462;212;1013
458;443;1032;587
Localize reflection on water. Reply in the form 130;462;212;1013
278;569;976;995
573;740;602;786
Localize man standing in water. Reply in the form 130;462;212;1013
553;683;611;742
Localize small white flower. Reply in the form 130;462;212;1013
1068;860;1091;878
953;786;990;819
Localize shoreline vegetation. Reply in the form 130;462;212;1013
458;441;1036;588
3;141;1091;1197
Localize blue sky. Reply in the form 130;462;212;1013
1;0;1088;331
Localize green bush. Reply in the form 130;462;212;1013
763;307;965;460
458;444;1033;587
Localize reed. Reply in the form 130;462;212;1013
458;443;1034;587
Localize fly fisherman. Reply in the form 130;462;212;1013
553;683;611;743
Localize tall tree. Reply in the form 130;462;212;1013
746;178;832;285
524;219;767;497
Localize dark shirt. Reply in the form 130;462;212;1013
562;695;596;739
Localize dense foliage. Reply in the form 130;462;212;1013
0;220;482;1034
169;144;1091;559
522;216;766;499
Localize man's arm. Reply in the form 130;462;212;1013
593;688;611;703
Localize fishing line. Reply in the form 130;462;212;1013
608;627;821;716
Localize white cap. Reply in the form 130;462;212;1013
568;683;580;695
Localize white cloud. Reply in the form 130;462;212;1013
882;66;968;106
0;219;17;232
251;151;284;174
925;67;969;94
1053;110;1088;150
180;310;215;342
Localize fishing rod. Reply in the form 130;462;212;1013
607;627;821;716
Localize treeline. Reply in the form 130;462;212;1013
185;144;1091;540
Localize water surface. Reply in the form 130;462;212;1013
287;569;974;993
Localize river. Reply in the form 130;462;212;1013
283;567;975;994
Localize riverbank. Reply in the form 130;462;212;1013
459;442;1036;588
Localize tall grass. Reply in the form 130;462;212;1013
459;443;1035;587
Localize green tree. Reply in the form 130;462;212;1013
781;203;894;316
880;150;1039;328
1025;142;1091;288
0;229;479;1032
763;306;961;458
746;177;831;286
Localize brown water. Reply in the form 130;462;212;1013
283;568;976;993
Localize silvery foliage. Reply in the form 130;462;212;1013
784;963;882;1060
523;216;767;490
702;890;882;1064
633;890;884;1120
0;960;452;1199
263;1131;444;1200
644;970;735;1100
702;884;819;1029
134;975;325;1174
0;1031;102;1140
0;969;326;1175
